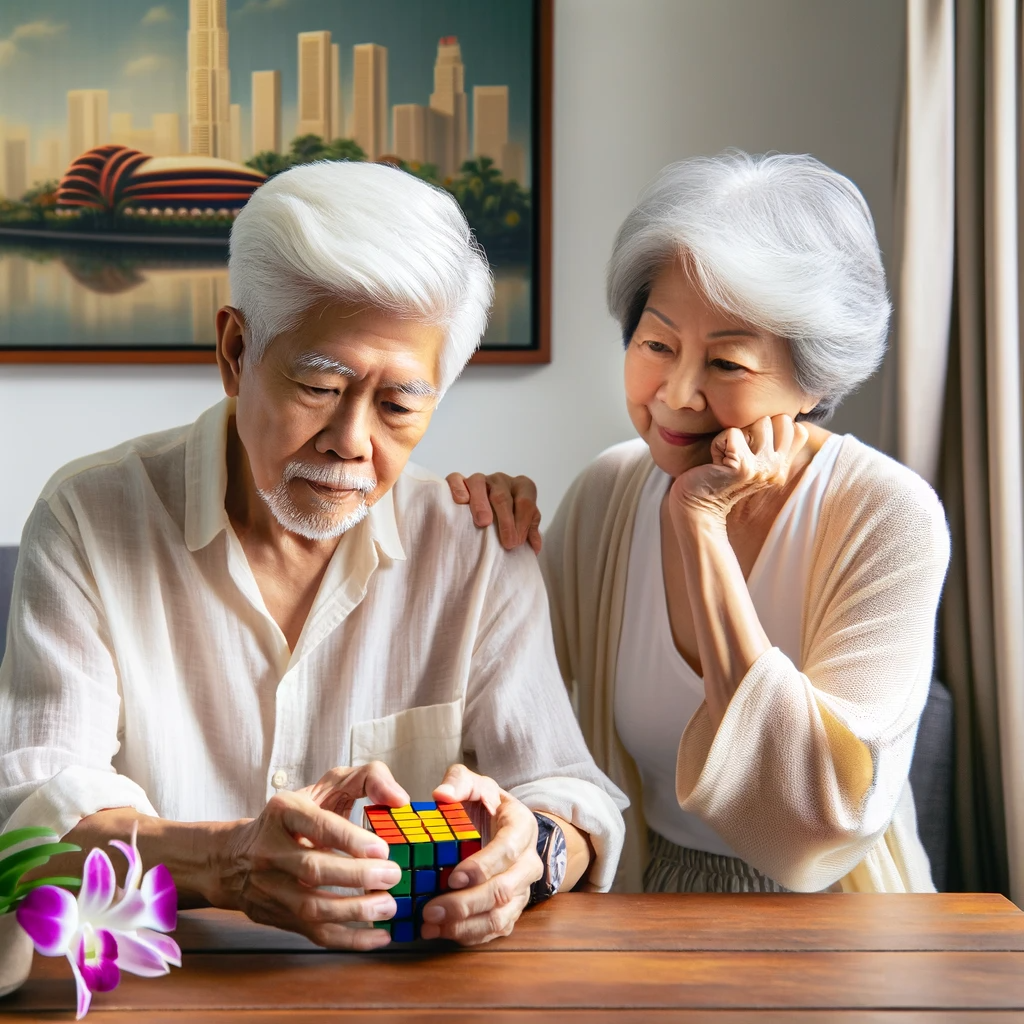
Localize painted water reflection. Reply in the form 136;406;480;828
0;239;532;351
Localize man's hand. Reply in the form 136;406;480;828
213;762;410;950
416;764;543;945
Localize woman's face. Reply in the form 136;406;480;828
624;260;819;478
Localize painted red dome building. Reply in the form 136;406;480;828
57;145;266;214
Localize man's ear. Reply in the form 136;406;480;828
216;306;247;397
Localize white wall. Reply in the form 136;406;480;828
0;0;905;544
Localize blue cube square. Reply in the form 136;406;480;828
415;894;432;919
393;895;413;919
435;840;458;866
413;869;437;894
392;919;415;943
410;800;435;811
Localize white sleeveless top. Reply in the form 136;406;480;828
614;434;845;856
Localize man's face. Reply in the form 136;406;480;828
220;300;444;541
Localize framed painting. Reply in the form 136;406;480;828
0;0;550;365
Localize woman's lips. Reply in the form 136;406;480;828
657;426;718;447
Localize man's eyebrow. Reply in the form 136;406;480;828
382;378;440;399
292;353;358;377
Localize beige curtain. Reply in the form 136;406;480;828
896;0;1024;903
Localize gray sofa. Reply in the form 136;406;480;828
0;544;955;888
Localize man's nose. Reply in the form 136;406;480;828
315;400;373;461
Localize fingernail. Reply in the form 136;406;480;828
421;904;445;923
365;840;389;858
449;871;468;889
371;898;395;920
378;866;402;888
435;784;455;797
420;923;440;940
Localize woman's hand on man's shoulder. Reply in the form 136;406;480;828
446;471;542;553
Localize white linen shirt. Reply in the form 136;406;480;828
0;399;627;889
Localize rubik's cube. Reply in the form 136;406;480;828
363;800;483;942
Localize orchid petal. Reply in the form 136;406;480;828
100;887;147;931
139;864;177;932
108;840;142;893
76;929;120;993
136;928;182;968
112;930;172;978
78;848;116;919
16;885;79;956
68;950;92;1021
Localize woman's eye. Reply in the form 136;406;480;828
645;340;672;354
712;359;746;372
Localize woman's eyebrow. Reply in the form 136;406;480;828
707;328;760;339
642;305;678;329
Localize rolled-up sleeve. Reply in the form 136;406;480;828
0;500;157;838
461;544;628;891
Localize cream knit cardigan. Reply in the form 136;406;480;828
540;435;951;894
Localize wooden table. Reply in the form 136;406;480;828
3;893;1024;1021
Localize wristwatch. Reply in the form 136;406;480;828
528;812;567;906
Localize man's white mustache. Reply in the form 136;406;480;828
282;461;376;493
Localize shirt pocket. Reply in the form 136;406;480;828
349;699;464;802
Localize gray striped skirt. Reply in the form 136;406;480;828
643;828;790;893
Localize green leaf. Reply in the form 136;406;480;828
0;828;60;857
13;876;81;897
0;843;80;896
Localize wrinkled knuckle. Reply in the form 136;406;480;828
297;893;323;922
297;855;321;888
490;490;512;509
491;875;517;908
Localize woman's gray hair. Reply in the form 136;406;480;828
229;160;493;394
607;150;891;422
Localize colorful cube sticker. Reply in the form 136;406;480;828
363;799;486;942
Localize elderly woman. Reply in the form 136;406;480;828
450;151;950;894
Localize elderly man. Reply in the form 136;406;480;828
0;162;626;949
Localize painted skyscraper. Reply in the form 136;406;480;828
473;86;508;168
353;43;388;160
429;37;468;177
252;71;281;155
331;42;342;140
67;89;109;162
393;104;427;164
297;30;333;141
187;0;231;158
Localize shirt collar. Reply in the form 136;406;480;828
183;396;407;563
184;398;233;552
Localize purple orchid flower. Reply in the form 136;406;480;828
15;825;180;1019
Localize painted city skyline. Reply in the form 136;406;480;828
0;0;533;199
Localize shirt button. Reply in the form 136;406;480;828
271;770;288;790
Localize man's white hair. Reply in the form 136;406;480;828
607;150;891;422
229;160;494;394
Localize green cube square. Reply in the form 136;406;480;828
390;870;412;896
412;843;435;868
388;844;410;869
373;920;391;932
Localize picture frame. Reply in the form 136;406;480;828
0;0;551;366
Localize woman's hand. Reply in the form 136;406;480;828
415;764;543;945
671;414;810;524
446;472;542;553
213;762;410;950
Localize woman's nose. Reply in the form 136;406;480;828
660;363;707;412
